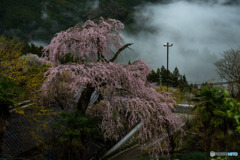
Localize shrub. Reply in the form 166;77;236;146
0;77;25;119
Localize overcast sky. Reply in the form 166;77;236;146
121;0;240;83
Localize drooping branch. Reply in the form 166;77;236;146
41;60;183;156
109;43;133;62
43;17;125;65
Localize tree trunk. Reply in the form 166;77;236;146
97;38;107;62
77;84;95;115
166;124;175;154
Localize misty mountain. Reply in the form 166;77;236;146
2;0;238;43
0;0;167;43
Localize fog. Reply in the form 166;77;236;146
121;0;240;83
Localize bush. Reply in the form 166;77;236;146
0;36;50;99
0;77;25;119
156;85;184;104
52;111;102;160
192;86;239;151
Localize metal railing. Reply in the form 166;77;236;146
9;100;34;113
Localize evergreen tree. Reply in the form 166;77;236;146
147;70;159;83
182;75;188;86
160;65;167;85
178;75;184;90
147;66;189;90
172;67;180;87
21;41;44;57
193;86;237;151
178;74;189;90
156;68;161;84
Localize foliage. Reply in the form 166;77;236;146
41;18;183;157
0;36;27;84
171;152;207;160
0;36;55;155
23;63;49;94
0;36;50;98
21;41;44;57
211;157;231;160
20;53;45;67
0;76;26;154
227;98;240;134
0;38;52;152
52;111;101;159
172;67;180;87
147;69;160;83
0;77;25;119
53;111;100;145
192;86;239;151
187;83;199;94
156;85;184;104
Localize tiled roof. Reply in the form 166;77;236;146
3;107;61;156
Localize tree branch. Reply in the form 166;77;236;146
109;43;133;62
97;55;108;62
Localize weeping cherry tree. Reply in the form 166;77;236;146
41;17;183;156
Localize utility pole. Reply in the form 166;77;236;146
163;42;173;91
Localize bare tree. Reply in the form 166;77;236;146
215;49;240;97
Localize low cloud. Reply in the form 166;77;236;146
121;0;240;83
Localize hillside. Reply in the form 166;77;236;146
0;0;166;43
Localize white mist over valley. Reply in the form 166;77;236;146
121;0;240;83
